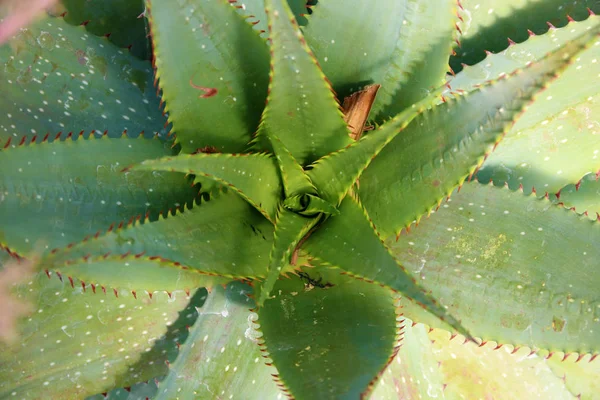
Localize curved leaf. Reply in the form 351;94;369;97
546;354;600;400
302;0;454;117
555;173;600;219
45;191;274;281
0;16;166;148
388;182;600;354
0;273;191;399
42;254;230;294
131;152;282;222
370;323;445;400
258;207;317;306
155;282;281;399
257;268;399;399
148;0;270;153
360;18;600;238
369;0;457;120
232;0;309;34
451;0;600;73
0;135;197;255
58;0;150;59
303;195;469;338
252;0;351;166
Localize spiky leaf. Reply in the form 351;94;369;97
554;173;600;219
257;207;317;305
148;0;270;153
44;191;274;282
302;0;454;117
58;0;150;59
155;283;281;399
131;152;282;221
370;322;445;400
360;19;600;238
0;273;190;399
0;135;197;255
0;16;165;148
428;328;573;399
252;0;351;165
388;182;600;354
257;268;399;399
546;354;600;399
303;195;468;337
451;0;600;72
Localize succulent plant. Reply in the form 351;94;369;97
1;0;600;398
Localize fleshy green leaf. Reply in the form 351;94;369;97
147;0;270;153
0;16;166;148
131;152;281;222
0;273;191;399
370;323;445;400
451;0;600;73
301;0;454;116
359;19;600;238
257;268;399;399
0;135;197;255
471;17;600;194
44;190;274;281
307;95;428;206
252;0;351;166
41;254;230;294
155;282;281;399
58;0;150;59
303;195;469;338
388;182;600;354
369;0;457;120
266;134;314;197
257;207;317;306
232;0;309;34
86;381;159;400
425;328;572;399
554;173;600;219
546;354;600;399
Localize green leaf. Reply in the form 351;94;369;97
472;17;600;195
265;134;314;197
45;190;274;281
301;0;453;113
232;0;309;34
86;381;159;400
147;0;270;153
370;323;445;400
0;16;166;148
0;135;197;255
155;282;281;399
554;173;600;219
257;207;317;306
41;254;231;294
131;152;281;222
58;0;150;59
388;182;600;354
257;268;399;399
359;19;600;238
450;0;600;73
307;96;428;206
426;328;573;400
547;354;600;399
369;0;457;120
252;0;351;166
303;195;469;338
0;273;191;399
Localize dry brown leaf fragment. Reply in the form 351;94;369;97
342;84;381;140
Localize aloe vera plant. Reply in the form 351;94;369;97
1;0;600;398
